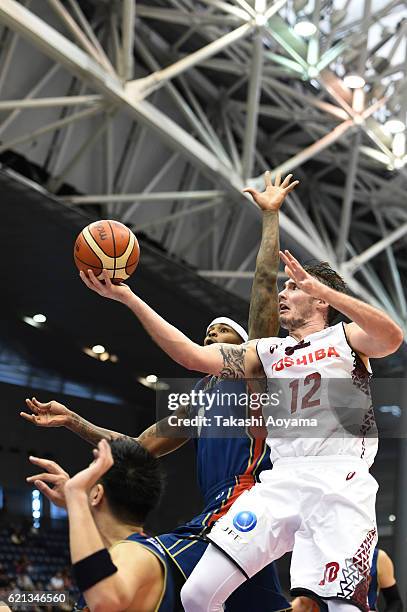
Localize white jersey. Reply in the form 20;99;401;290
256;322;378;466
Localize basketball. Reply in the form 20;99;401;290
74;220;139;284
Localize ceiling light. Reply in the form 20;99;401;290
293;21;317;38
109;354;118;363
32;314;46;323
392;132;406;158
255;14;267;26
23;316;37;327
137;376;170;391
388;514;396;523
384;119;405;134
394;157;406;170
99;352;110;362
343;74;365;89
92;344;105;355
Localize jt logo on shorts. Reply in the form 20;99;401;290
319;562;340;585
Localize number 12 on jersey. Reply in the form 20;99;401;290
289;372;322;414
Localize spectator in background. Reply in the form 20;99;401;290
16;571;34;592
48;570;64;591
9;526;24;546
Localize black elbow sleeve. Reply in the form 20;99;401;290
382;584;403;612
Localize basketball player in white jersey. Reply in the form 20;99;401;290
80;249;403;612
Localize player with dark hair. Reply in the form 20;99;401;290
27;438;175;611
22;172;299;611
79;229;403;612
302;261;349;324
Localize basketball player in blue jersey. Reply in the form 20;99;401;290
22;172;300;610
26;438;176;611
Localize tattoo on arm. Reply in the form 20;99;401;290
219;344;247;379
248;211;280;340
137;406;190;457
69;414;131;447
138;423;158;443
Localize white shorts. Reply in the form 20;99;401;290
207;456;378;612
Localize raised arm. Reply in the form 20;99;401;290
64;441;160;612
245;171;299;339
281;250;404;358
22;397;189;457
80;270;261;377
21;398;129;446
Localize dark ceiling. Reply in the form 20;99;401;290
0;166;249;403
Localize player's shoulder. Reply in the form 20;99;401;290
110;537;164;574
255;335;284;352
254;335;281;344
377;548;392;566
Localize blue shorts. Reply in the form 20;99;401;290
157;510;290;612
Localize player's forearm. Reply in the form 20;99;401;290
67;412;130;447
137;421;189;457
66;491;129;611
138;402;191;456
121;292;214;372
317;285;403;350
249;211;280;340
66;490;105;563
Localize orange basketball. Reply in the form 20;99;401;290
74;220;139;284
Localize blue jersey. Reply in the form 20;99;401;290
74;532;177;611
157;377;289;612
368;548;379;610
193;376;272;517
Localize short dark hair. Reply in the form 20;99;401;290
100;438;164;525
303;261;348;324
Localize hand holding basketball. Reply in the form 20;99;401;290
74;220;139;284
80;268;134;304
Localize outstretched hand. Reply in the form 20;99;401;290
280;250;324;297
65;439;114;496
20;397;70;428
27;457;70;508
80;269;133;304
243;171;299;211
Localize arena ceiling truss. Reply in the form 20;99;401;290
0;0;406;331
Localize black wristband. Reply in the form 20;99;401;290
73;548;118;593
